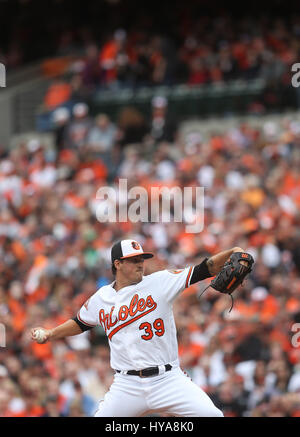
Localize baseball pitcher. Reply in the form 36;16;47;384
31;239;253;417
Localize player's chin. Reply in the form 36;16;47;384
133;271;143;282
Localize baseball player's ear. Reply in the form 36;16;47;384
114;259;122;270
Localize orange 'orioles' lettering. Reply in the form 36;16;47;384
129;293;139;317
137;298;146;311
109;306;118;327
99;293;157;340
119;305;129;321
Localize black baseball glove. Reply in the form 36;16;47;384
198;252;254;312
210;252;254;295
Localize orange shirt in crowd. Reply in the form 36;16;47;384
8;298;26;333
178;342;204;367
44;82;71;109
31;341;53;361
234;295;280;323
241;188;265;209
99;40;122;82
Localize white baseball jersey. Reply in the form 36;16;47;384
77;266;194;371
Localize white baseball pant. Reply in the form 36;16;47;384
94;366;223;417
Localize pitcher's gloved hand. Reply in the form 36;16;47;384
210;252;254;295
198;252;254;313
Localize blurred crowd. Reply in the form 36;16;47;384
40;14;298;109
0;94;300;417
2;0;300;92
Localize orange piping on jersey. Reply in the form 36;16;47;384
185;266;193;289
108;303;157;340
83;298;91;310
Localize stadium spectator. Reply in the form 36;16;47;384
43;78;72;111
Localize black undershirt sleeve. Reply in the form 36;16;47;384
189;258;212;284
72;316;93;332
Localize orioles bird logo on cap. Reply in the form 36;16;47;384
131;241;140;250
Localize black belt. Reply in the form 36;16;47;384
115;364;172;378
